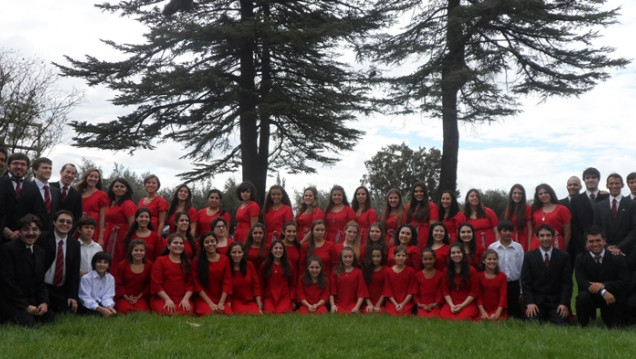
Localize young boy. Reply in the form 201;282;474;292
78;251;117;316
78;217;103;276
488;220;524;319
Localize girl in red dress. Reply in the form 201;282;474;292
352;186;378;245
529;183;572;251
295;187;324;243
381;188;407;246
477;249;507;321
228;242;262;314
171;211;198;260
150;233;194;315
464;189;499;248
330;247;368;314
211;217;233;256
104;178;137;265
76;168;109;245
425;221;450;271
387;224;420;270
196;189;231;237
234;181;260;243
439;243;479;321
296;256;329;314
364;222;388;263
114;239;152;314
334;221;364;264
122;208;162;262
262;185;294;244
363;244;387;313
137;174;168;238
244;223;268;269
414;248;443;317
384;246;417;316
282;222;301;274
504;184;532;251
193;232;232;315
437;190;466;243
324;185;355;244
166;184;198;238
406;182;439;244
260;240;295;314
300;220;338;278
457;222;485;269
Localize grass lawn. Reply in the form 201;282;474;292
0;313;634;358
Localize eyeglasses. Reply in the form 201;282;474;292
215;225;226;229
57;220;73;224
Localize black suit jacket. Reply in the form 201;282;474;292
0;238;49;309
574;250;630;297
521;248;572;307
50;182;82;232
594;197;636;251
32;182;61;232
559;197;574;210
569;192;609;254
36;231;81;301
0;176;45;241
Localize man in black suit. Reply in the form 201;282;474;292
521;224;572;325
0;146;6;171
36;210;80;314
627;172;636;201
594;173;636;254
50;163;82;234
574;226;629;328
0;214;56;327
559;176;581;209
31;157;61;232
1;153;42;242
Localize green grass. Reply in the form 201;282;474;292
0;313;634;358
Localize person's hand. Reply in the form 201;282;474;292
35;303;48;316
164;298;176;313
603;291;616;305
556;304;569;319
395;303;404;312
26;305;38;315
331;305;338;313
179;298;191;312
526;304;539;318
68;298;78;312
365;305;374;313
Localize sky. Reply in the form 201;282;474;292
2;0;635;202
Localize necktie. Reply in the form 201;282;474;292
612;199;617;218
54;240;64;287
28;246;33;255
44;185;52;214
590;193;596;200
11;177;22;199
544;252;550;267
595;255;601;265
62;186;68;202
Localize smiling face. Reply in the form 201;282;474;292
168;236;185;255
53;213;73;237
208;192;221;208
59;165;77;186
584;174;600;192
136;211;150;228
270;189;283;205
230;244;244;264
606;176;623;197
341;250;355;267
131;244;146;263
413;186;425;202
86;170;100;187
421;251;436;269
566;177;582;196
432;225;446;243
144;177;159;194
355;188;367;205
203;235;218;254
308;260;322;279
345;225;358;242
468;191;480;206
398;227;412;245
440;192;452;209
331;189;343;205
511;187;524;203
19;221;41;246
112;181;128;198
271;242;284;259
95;259;110;276
393;250;407;266
388;193;400;208
177;214;190;232
586;234;605;255
537;188;551;204
450;246;463;264
177;186;190;201
303;189;315;205
537;228;554;251
251;226;264;244
483;252;498;271
458;225;473;243
283;224;297;241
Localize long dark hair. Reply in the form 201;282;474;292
166;233;191;274
532;183;559;211
447;243;470;289
196;232;218;287
457;222;477;263
478;249;500;274
281;221;300;249
296;186;319;219
173;211;197;258
125;239;148;264
351;186;372;213
262;185;292;214
365;222;388;257
407;181;430;223
396;223;418;247
437;190;460;220
505;184;527;231
244;223;267;267
303;256;327;289
168;184;193;216
123;208;155;253
325;185;350;214
227;242;248;276
363;244;386;284
75;168;103;193
107;178;133;205
307;220;326;259
463;189;486;218
334;246;359;276
262;240;292;285
381;188;404;230
426;221;450;248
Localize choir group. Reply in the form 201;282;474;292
2;149;636;329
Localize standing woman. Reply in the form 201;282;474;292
529;183;572;251
137;174;168;238
457;222;485;269
387;224;420;270
463;189;499;248
104;178;137;265
260;240;295;314
426;221;451;271
122;208;162;262
150;233;194;315
166;184;198;238
439;243;479;320
295;187;324;243
196;189;231;236
228;242;262;314
352;186;378;245
300;220;338;278
193;232;233;315
171;211;198;260
211;217;233;255
114;239;152;314
76;168;109;245
324;185;355;244
281;222;301;274
437;191;466;243
381;188;407;246
262;185;294;244
406;182;439;243
244;223;268;269
234;181;260;243
504;184;532;251
476;249;507;321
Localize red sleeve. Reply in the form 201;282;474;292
284;205;294;223
122;200;137;218
476;272;485;306
485;207;499;228
525;205;532;221
441;269;451;297
98;190;110;207
247;262;261;297
114;260;126;298
330;273;338;296
185;261;194;292
407;269;418;295
321;277;330;302
498;272;508;308
159;197;169;212
191;258;203;293
142;261;152;297
329;243;339;270
248;201;261;217
188;207;199;223
223;211;232;224
382;269;393;298
468;267;479;298
356;270;369;299
150;257;165;294
429;202;440;221
558;205;572;223
312;208;324;222
222;256;233;295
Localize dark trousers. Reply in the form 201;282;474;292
576;291;624;328
507;280;523;319
0;299;56;327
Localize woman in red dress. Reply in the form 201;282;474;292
439;243;479;321
406;182;439;244
244;223;268;269
104;178;137;265
262;185;294;244
363;244;387;313
114;239;152;314
324;185;355;244
211;217;233;256
457;222;485;269
137;174;168;238
529;183;572;251
384;246;417;316
295;187;324;243
300;220;338;278
504;184;532;251
381;188;407;246
76;168;109;245
150;233;194;315
196;189;231;237
437;191;466;243
171;211;198;260
352;186;378;245
329;247;368;314
476;249;507;321
166;184;198;238
334;221;364;264
464;189;499;248
425;221;451;271
228;242;262;314
282;222;301;274
387;224;420;270
234;181;260;243
414;248;443;317
260;240;295;314
193;232;232;315
122;208;162;262
296;256;329;314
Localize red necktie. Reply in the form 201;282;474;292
544;252;550;267
595;255;601;265
54;240;64;286
612;199;617;218
11;177;22;199
62;186;68;202
590;193;596;200
44;185;52;214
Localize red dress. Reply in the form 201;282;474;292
234;201;260;243
260;262;295;314
295;208;324;241
530;204;572;250
476;271;508;320
150;256;194;315
439;266;479;320
355;208;378;245
264;205;294;244
104;199;137;265
113;259;152;314
193;254;233;315
230;262;261;314
300;241;338;278
506;205;532;251
465;243;485;269
215;238;233;257
196;208;231;237
384;211;408;246
325;206;356;244
431;244;450;271
414;269;444;317
367;266;388;310
81;190;109;242
406;202;440;242
129;231;161;262
284;243;301;274
330;268;368;313
387;245;420;270
166;207;198;235
383;266;417;316
296;277;329;314
443;212;467;243
137;196;169;233
246;245;268;269
467;207;499;248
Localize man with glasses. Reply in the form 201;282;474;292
1;153;41;242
